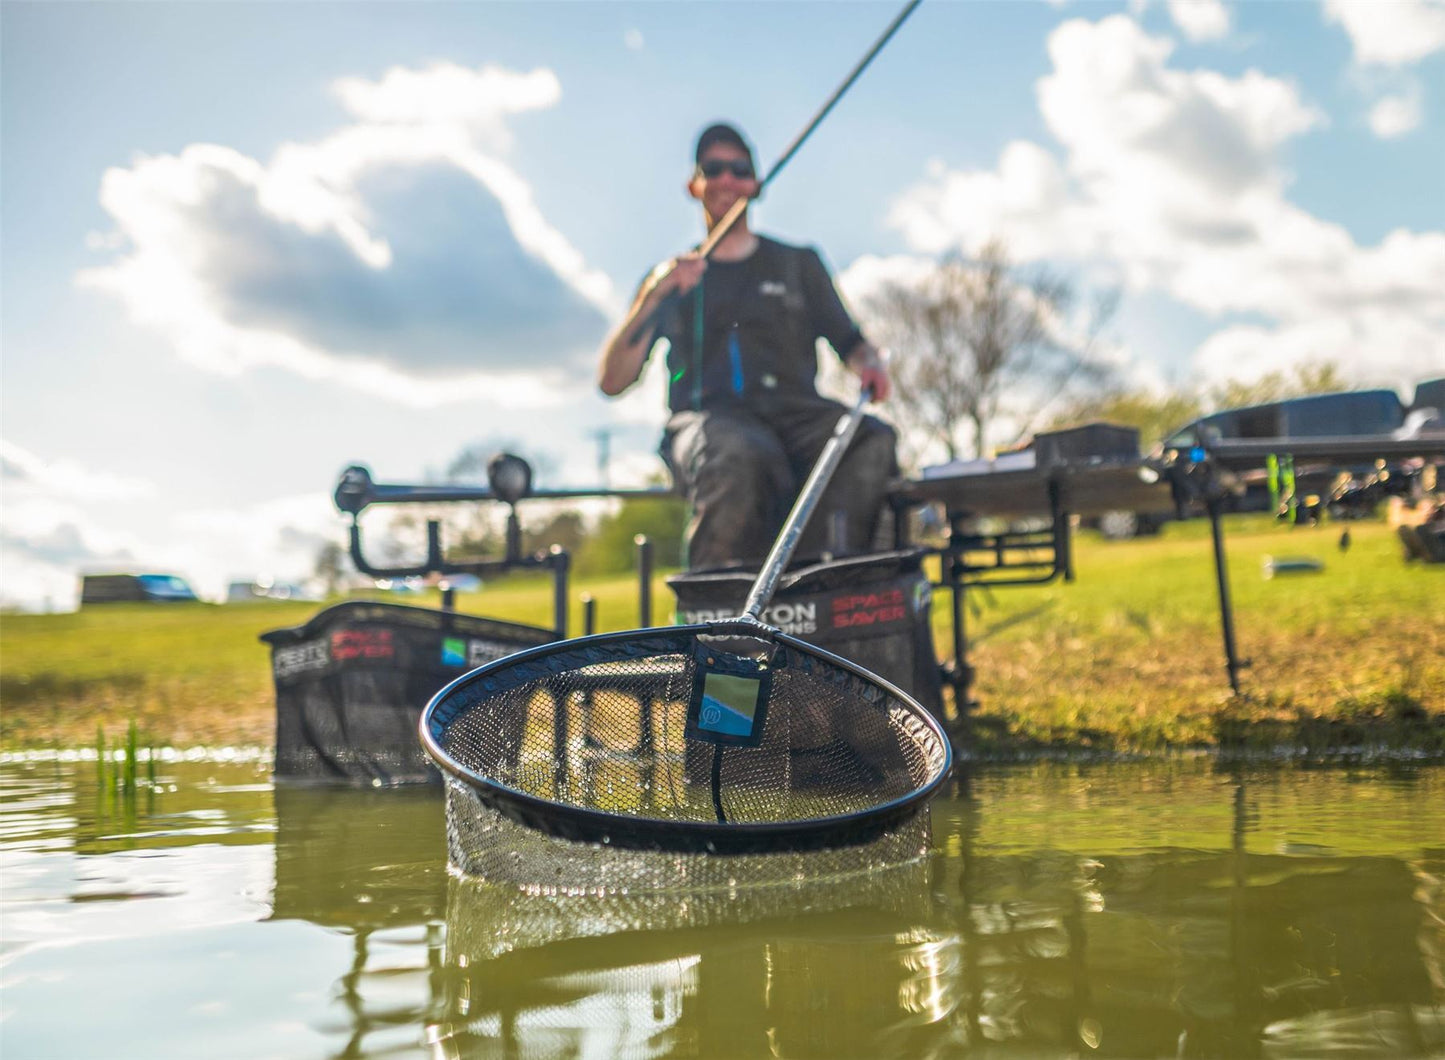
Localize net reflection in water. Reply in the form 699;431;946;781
435;799;962;1060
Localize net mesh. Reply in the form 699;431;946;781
443;776;933;897
425;626;951;855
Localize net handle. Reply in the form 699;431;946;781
742;389;872;621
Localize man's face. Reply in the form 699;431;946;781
688;144;758;224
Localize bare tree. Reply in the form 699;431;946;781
312;540;349;597
858;241;1117;465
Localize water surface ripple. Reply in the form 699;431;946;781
0;758;1440;1058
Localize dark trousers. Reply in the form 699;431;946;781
662;392;897;571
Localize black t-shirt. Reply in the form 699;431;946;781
641;236;864;412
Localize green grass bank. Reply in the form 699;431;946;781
3;516;1441;755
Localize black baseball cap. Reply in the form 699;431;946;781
694;122;754;166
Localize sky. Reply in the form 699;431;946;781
2;0;1443;611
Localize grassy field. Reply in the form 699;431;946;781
2;515;1441;755
958;515;1443;755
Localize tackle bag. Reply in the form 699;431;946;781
666;549;944;720
262;600;556;785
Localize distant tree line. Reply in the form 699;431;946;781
1042;360;1352;449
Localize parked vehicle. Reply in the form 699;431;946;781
80;573;200;605
226;580;320;603
1162;388;1409;450
1091;379;1443;538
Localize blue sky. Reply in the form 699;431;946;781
3;0;1442;610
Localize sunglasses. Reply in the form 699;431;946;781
698;158;755;180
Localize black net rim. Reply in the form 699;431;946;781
419;622;954;855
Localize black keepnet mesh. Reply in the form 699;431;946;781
263;601;556;785
424;625;951;855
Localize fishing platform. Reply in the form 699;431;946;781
262;383;1444;784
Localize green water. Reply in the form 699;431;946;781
1;757;1441;1059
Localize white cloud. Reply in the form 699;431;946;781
883;14;1445;389
1323;0;1445;67
1368;90;1423;137
78;63;616;409
1168;0;1231;42
1;440;157;502
2;442;149;611
1324;1;1441;140
1192;309;1443;384
889;144;1083;261
624;28;645;51
837;253;946;303
168;494;347;596
332;63;560;148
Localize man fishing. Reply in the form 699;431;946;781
597;122;897;571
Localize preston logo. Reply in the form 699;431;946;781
682;600;817;635
467;639;510;667
913;580;932;614
441;637;467;667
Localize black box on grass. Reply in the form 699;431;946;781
1031;422;1141;466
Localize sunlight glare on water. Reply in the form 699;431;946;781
0;756;1441;1059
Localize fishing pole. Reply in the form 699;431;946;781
627;0;923;345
